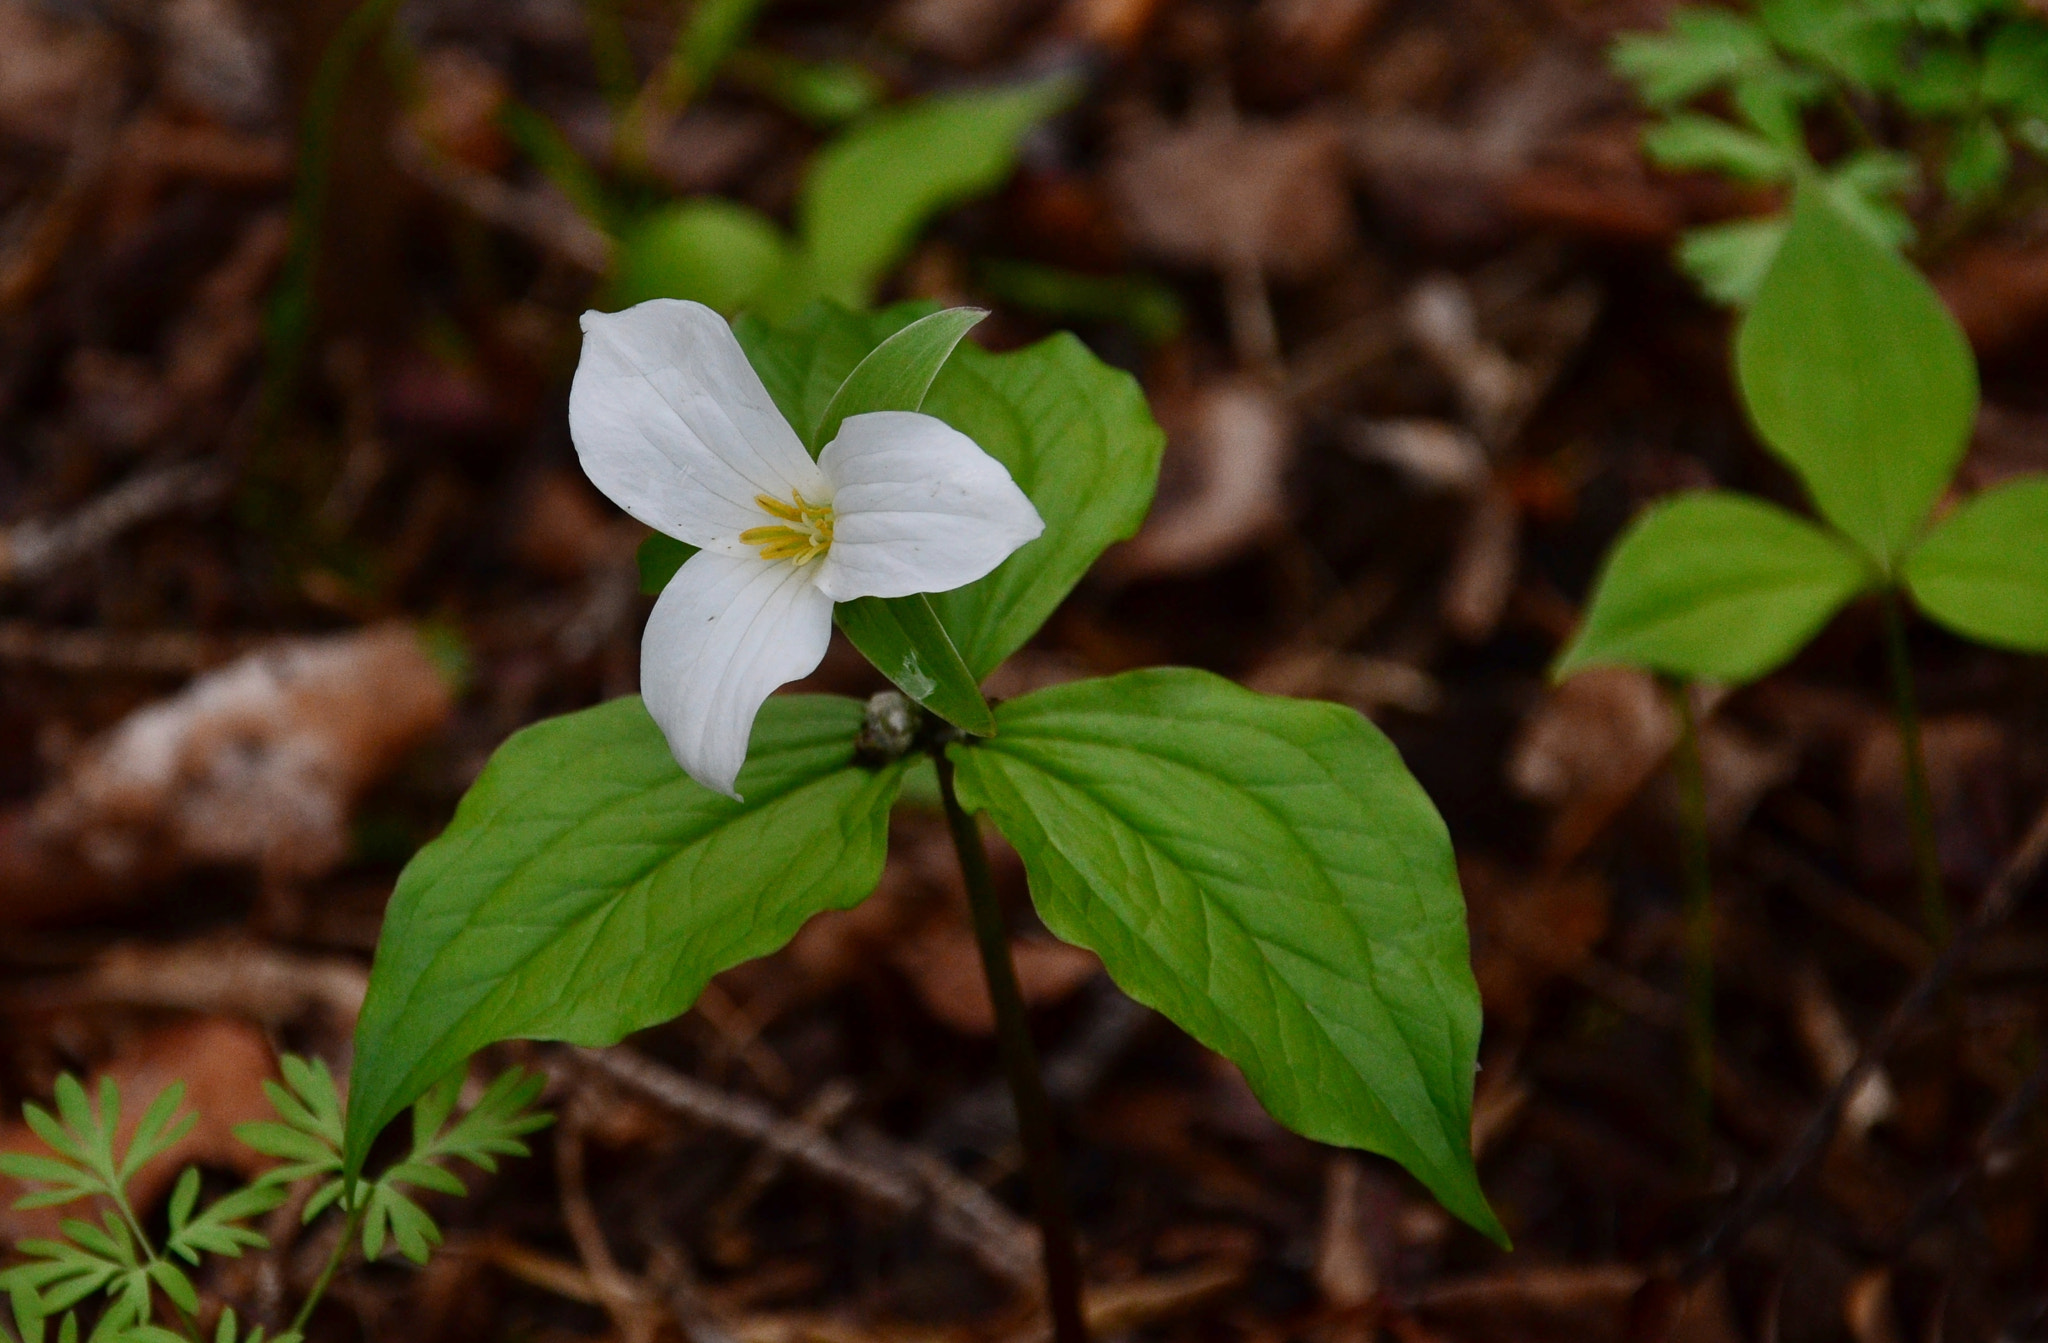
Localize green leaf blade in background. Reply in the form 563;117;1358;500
1734;186;1979;569
609;199;791;314
1643;112;1797;181
1903;476;2048;651
1554;491;1875;683
787;77;1079;311
949;668;1504;1243
343;695;904;1172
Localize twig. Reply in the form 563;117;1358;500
569;1045;1039;1289
0;462;230;586
556;1102;660;1343
1679;797;2048;1284
1892;1045;2048;1252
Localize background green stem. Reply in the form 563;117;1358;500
1882;590;1951;944
287;1196;368;1337
1670;680;1716;1156
932;750;1089;1343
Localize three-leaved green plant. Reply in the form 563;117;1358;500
1555;184;2048;1100
0;1061;546;1343
1612;0;2048;303
498;57;1076;323
342;297;1509;1343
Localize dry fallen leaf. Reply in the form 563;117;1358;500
1109;117;1354;279
17;625;454;910
1111;380;1292;579
1509;667;1677;867
1462;858;1610;1031
1850;714;2010;889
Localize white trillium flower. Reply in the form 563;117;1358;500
569;299;1044;798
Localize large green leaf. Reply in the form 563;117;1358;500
343;695;903;1172
1554;491;1875;683
786;78;1078;311
738;307;1164;680
1735;186;1979;569
948;669;1504;1243
1903;476;2048;651
921;335;1162;676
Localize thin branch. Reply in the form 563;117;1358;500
1680;797;2048;1283
568;1046;1039;1289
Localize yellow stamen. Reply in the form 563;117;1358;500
740;490;834;566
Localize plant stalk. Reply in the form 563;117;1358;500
288;1193;368;1337
1881;590;1951;944
1670;681;1716;1156
932;750;1089;1343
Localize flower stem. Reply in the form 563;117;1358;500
288;1193;367;1338
932;749;1089;1343
1669;680;1716;1157
1881;590;1951;945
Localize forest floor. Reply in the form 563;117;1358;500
3;1;2048;1341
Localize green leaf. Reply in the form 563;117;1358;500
724;49;882;126
117;1086;190;1185
1759;0;1906;87
1678;216;1790;306
1895;42;1980;115
920;335;1164;676
414;1068;550;1174
1945;116;2012;198
609;199;792;315
1554;491;1875;682
1735;186;1978;568
785;78;1078;311
835;596;994;734
735;302;937;442
1985;21;2048;118
948;668;1504;1243
808;306;987;453
1644;112;1800;181
1903;476;2048;649
1610;8;1776;104
343;695;905;1173
635;534;697;596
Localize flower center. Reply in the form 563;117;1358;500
739;491;835;567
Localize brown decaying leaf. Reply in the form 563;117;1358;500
7;625;453;922
1108;117;1355;279
1110;381;1292;579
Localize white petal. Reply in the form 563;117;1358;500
570;300;826;553
811;411;1045;602
640;550;833;799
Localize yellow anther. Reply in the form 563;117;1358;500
741;491;834;566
